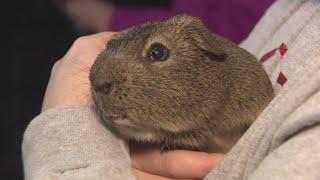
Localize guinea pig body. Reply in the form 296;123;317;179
90;14;274;153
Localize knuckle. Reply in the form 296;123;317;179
73;36;91;47
71;35;103;52
50;60;61;75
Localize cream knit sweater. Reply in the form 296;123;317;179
22;0;320;179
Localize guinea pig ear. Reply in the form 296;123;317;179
190;27;227;62
167;14;226;61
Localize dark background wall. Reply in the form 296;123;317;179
3;1;79;179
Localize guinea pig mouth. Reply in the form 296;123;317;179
104;110;136;127
110;116;134;127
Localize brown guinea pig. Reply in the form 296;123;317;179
89;14;274;153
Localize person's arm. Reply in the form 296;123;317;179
248;125;320;180
23;105;135;180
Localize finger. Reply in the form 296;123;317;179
130;143;224;179
91;31;116;41
85;31;116;46
133;168;173;180
133;168;199;180
61;32;116;70
68;31;115;56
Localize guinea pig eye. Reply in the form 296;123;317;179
149;43;169;61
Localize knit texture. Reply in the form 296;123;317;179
23;0;320;179
205;0;320;179
22;105;134;180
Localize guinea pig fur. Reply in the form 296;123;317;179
89;14;274;153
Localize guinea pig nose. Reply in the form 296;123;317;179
94;81;114;95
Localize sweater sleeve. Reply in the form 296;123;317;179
248;125;320;180
22;105;136;180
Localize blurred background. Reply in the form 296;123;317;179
4;0;274;179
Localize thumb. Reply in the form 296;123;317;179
130;143;224;179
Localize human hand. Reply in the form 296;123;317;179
42;32;115;112
130;143;224;180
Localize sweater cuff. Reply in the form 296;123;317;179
22;105;135;180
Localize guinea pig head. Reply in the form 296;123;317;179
89;14;272;145
89;14;229;140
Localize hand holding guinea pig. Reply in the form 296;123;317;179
90;14;274;153
43;31;224;179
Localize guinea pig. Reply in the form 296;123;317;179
89;14;274;153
